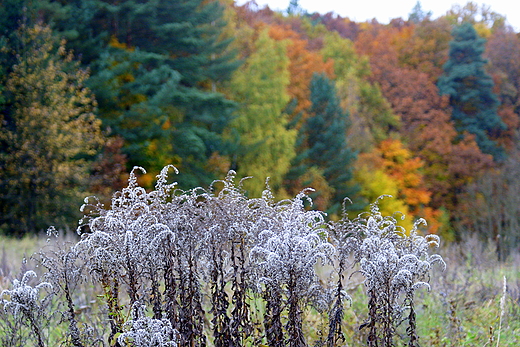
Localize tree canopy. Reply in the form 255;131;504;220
0;24;103;234
1;0;520;243
438;22;506;160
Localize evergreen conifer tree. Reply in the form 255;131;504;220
438;22;506;160
61;0;239;187
290;73;359;213
408;1;432;23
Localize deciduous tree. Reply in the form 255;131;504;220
228;29;296;197
321;32;399;151
268;24;334;126
0;24;103;235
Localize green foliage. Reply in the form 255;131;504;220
228;29;296;197
438;22;506;160
320;32;399;151
0;0;519;249
0;24;103;235
67;0;240;187
291;73;359;214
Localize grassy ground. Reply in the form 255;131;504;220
1;232;519;346
0;233;47;291
334;235;520;346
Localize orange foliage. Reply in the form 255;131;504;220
378;139;431;209
355;23;400;77
496;105;520;150
268;24;334;124
355;19;451;81
205;152;231;177
359;139;446;233
420;207;445;235
354;22;495;217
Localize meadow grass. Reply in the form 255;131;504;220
1;232;518;346
0;234;46;290
0;168;516;346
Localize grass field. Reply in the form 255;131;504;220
1;231;518;346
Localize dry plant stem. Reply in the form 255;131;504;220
38;244;85;347
287;272;306;347
496;275;507;347
64;278;84;347
210;249;232;347
101;275;123;347
0;312;23;347
163;235;180;329
264;284;284;346
149;269;162;320
124;240;139;306
2;271;54;347
327;272;346;347
382;282;394;347
366;290;378;347
177;252;193;345
178;248;206;347
26;309;45;347
230;242;251;346
447;300;462;344
406;295;418;347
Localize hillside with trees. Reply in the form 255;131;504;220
1;0;520;256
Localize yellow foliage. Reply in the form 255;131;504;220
474;22;492;38
355;138;444;231
137;173;155;188
145;139;174;172
228;29;296;197
0;24;104;231
109;35;135;51
355;166;413;231
378;139;431;209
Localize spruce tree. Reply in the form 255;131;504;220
291;73;359;213
438;22;506;160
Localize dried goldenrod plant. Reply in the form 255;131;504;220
0;166;444;347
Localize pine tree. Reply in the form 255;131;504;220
438;22;506;160
291;73;359;213
0;24;103;235
286;0;303;16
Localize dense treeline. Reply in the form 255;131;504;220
1;0;519;255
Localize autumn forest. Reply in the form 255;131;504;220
1;0;519;255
